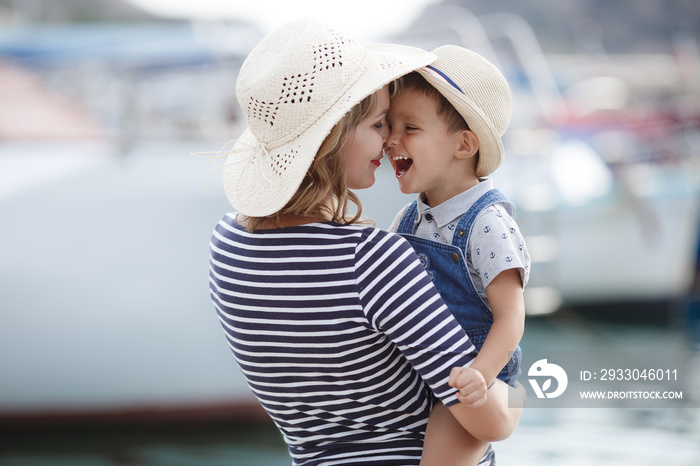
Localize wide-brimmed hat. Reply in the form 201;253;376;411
417;45;512;177
222;19;435;216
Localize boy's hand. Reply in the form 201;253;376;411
448;366;488;408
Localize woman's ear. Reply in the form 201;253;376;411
455;130;479;159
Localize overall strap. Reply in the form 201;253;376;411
451;189;514;251
396;200;419;235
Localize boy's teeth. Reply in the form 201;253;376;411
389;155;413;178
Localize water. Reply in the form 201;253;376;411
0;424;291;466
1;142;699;464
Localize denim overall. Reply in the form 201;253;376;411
396;189;521;385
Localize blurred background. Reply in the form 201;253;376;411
1;0;699;464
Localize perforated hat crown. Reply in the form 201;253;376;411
236;23;365;150
223;19;435;216
417;45;512;177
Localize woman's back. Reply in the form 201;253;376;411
209;215;476;465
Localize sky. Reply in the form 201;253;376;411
124;0;438;43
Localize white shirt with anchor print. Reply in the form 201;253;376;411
389;179;531;307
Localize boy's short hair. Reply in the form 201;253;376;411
401;72;470;134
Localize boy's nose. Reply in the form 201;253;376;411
385;129;398;147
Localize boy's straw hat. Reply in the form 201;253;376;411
223;19;435;217
417;45;512;177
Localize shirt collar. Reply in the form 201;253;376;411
415;179;494;228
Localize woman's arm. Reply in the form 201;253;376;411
355;229;477;404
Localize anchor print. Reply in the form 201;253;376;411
489;252;496;259
484;226;491;233
505;256;513;263
501;233;508;240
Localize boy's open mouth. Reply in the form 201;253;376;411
389;155;413;178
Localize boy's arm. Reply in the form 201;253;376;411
443;271;526;443
469;268;525;384
425;267;527;445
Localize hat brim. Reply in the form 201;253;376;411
416;67;504;177
223;44;435;217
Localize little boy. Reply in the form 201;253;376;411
386;45;530;464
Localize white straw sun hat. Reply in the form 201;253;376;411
417;45;512;177
223;19;435;217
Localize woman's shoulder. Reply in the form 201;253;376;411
212;215;403;243
289;222;414;259
348;223;409;246
212;212;243;236
347;225;419;273
211;215;411;251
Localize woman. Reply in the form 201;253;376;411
207;19;519;465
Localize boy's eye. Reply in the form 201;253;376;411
374;122;385;130
405;126;418;132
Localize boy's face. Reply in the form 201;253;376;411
386;86;477;207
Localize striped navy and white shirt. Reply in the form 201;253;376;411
210;214;477;465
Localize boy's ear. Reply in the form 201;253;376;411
455;130;479;159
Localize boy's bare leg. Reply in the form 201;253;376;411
420;401;490;466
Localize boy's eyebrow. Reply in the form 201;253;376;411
390;108;423;123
